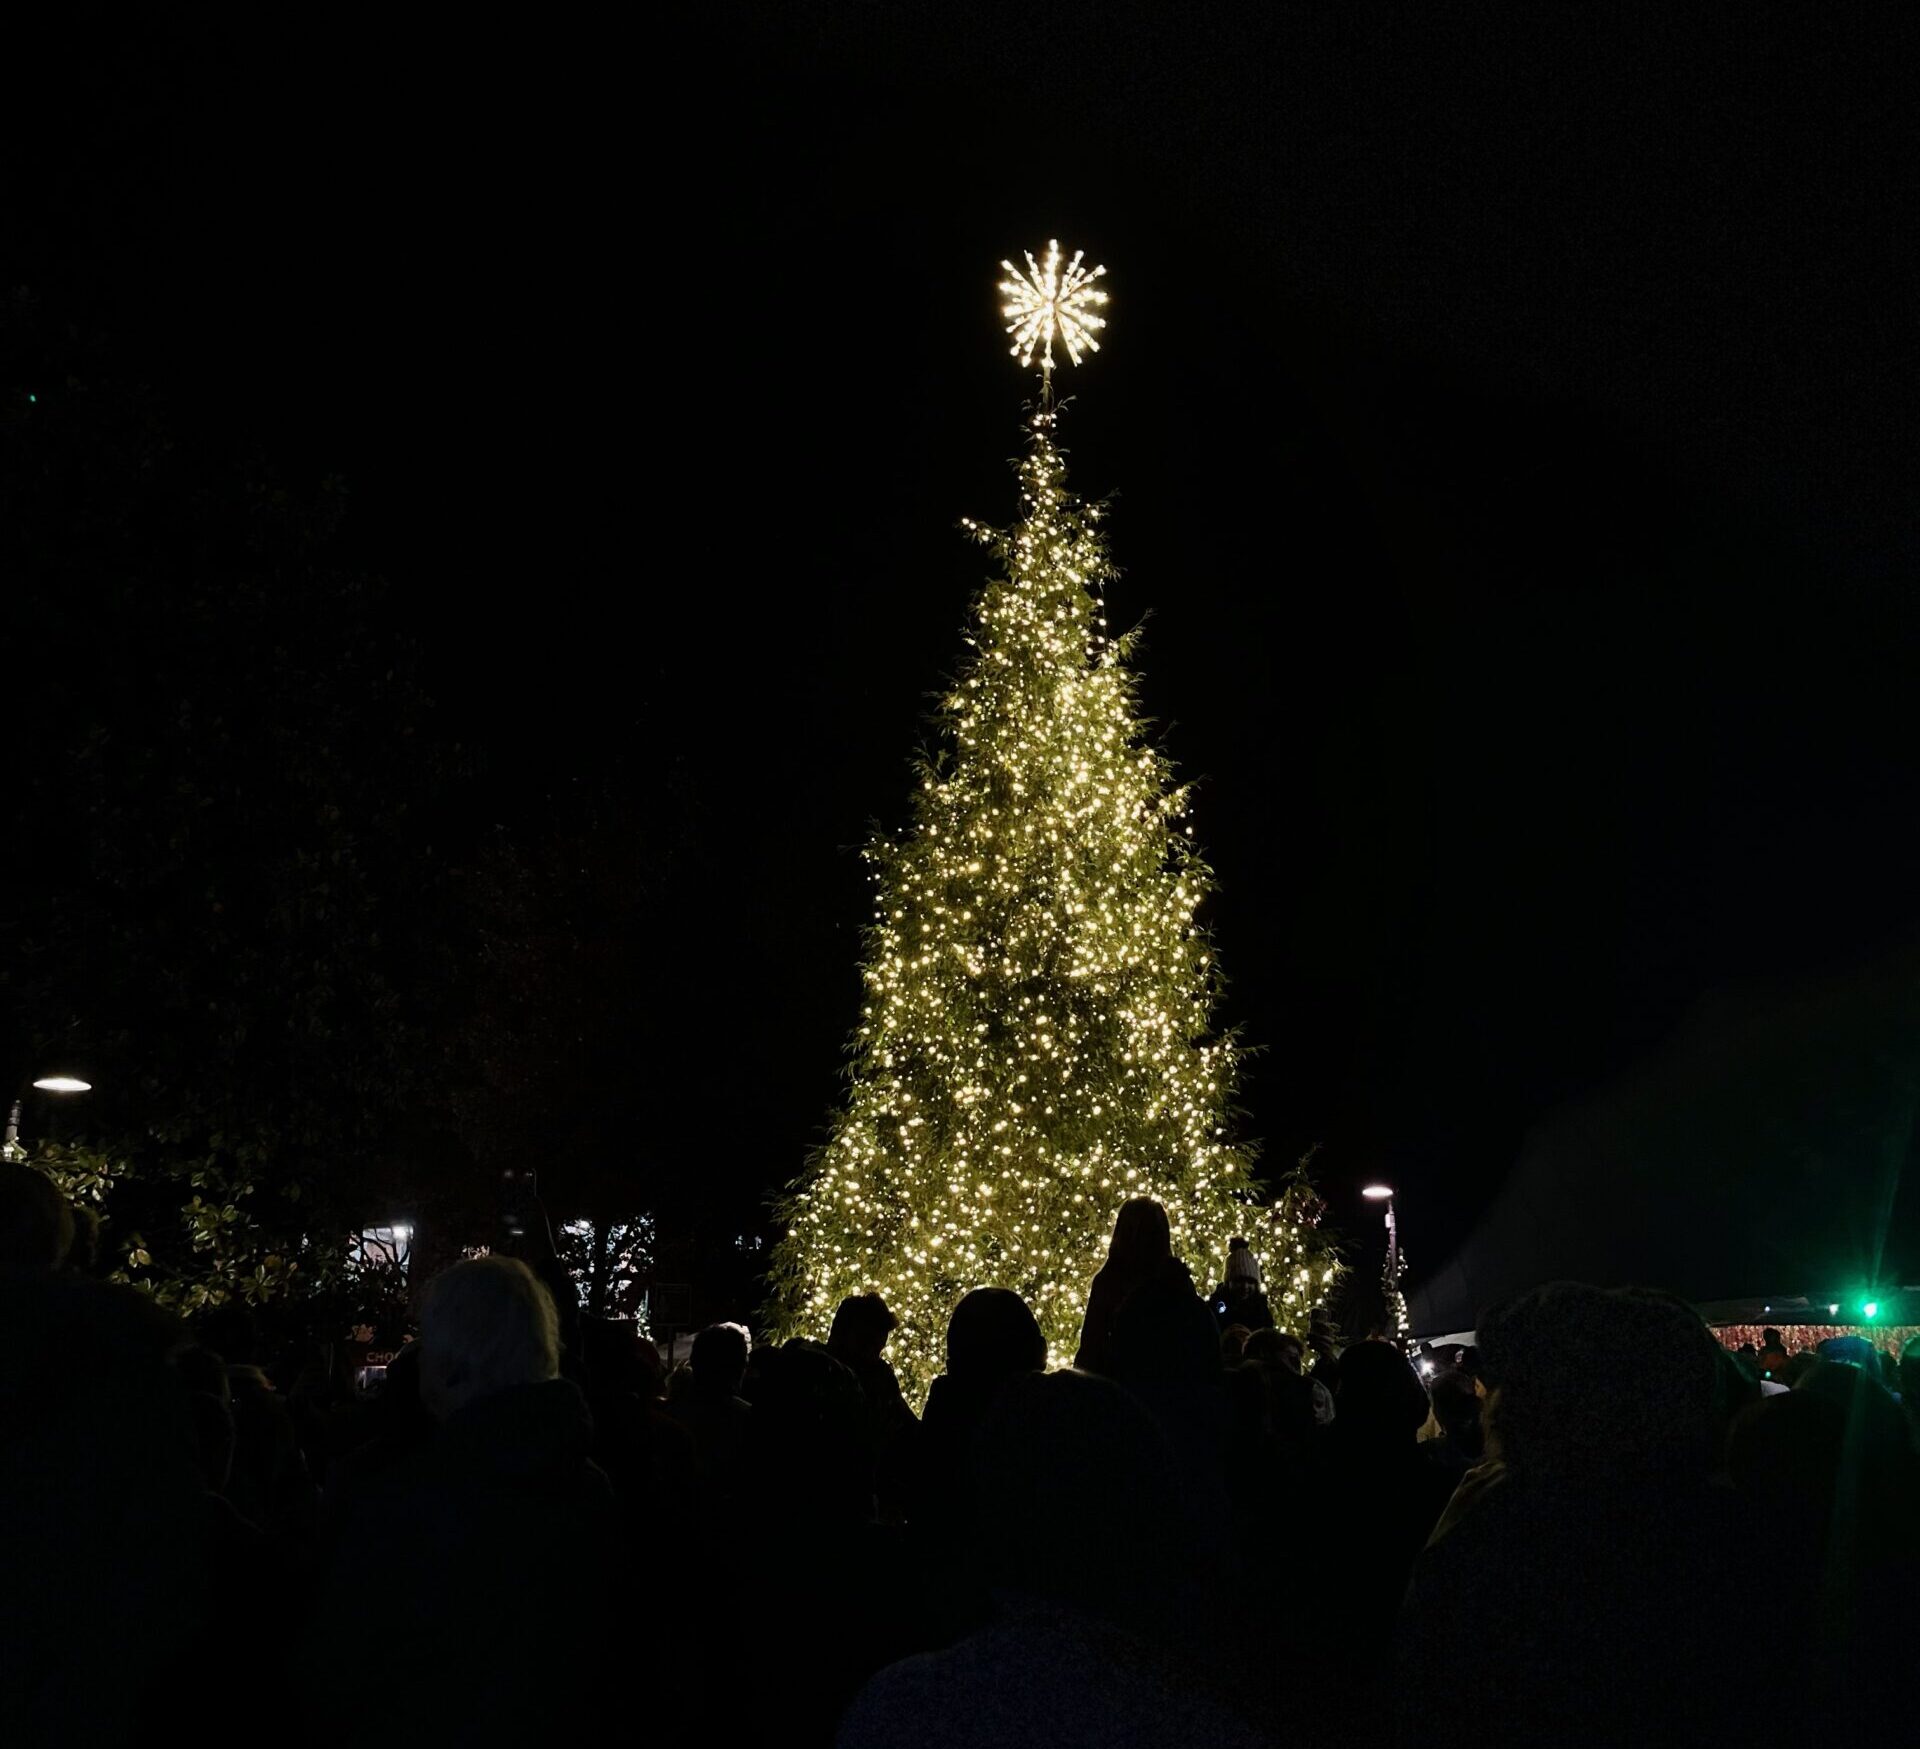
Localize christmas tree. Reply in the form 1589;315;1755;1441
768;242;1337;1402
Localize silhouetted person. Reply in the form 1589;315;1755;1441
173;1344;297;1709
1394;1283;1770;1749
573;1320;700;1743
1109;1253;1220;1393
1306;1302;1342;1371
0;1160;74;1273
324;1340;434;1510
0;1188;205;1745
1210;1236;1273;1333
1075;1196;1173;1374
1261;1358;1326;1460
223;1356;319;1543
936;1287;1048;1399
830;1291;918;1514
1108;1244;1232;1572
841;1368;1266;1747
1727;1383;1845;1576
1426;1364;1484;1477
734;1339;921;1739
1780;1348;1821;1389
282;1334;348;1479
1309;1340;1455;1691
1816;1332;1877;1370
743;1339;873;1526
1728;1358;1920;1733
830;1292;915;1426
919;1288;1047;1523
1243;1328;1327;1458
304;1256;618;1742
1247;1326;1295;1369
581;1316;698;1507
1710;1343;1762;1469
63;1202;101;1275
1222;1354;1310;1530
669;1321;755;1500
911;1285;1050;1649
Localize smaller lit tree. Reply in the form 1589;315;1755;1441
559;1213;655;1324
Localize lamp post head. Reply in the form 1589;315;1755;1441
32;1076;92;1094
1361;1184;1395;1202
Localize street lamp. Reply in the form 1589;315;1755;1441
4;1074;94;1156
1361;1184;1410;1344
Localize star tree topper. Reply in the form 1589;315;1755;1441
999;239;1109;390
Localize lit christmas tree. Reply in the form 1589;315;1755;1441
768;242;1337;1402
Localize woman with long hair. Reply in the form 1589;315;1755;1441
1074;1196;1174;1374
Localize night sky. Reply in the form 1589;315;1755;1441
8;8;1919;1304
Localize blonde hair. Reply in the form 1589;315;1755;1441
419;1255;560;1418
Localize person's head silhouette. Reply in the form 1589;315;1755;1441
0;1163;73;1274
689;1322;751;1398
947;1288;1046;1385
417;1255;560;1420
1479;1283;1719;1476
1332;1339;1431;1444
1104;1198;1172;1273
973;1368;1186;1622
829;1293;898;1366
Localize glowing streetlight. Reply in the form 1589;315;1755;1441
4;1074;95;1157
1361;1184;1411;1342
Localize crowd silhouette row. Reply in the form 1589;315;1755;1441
4;1166;1917;1746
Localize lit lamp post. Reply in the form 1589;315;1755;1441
1362;1183;1412;1344
3;1074;95;1159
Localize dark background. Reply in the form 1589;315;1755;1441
6;6;1918;1312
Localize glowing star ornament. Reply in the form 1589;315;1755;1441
999;239;1109;383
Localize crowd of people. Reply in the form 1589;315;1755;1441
4;1164;1917;1746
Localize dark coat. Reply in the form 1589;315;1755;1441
1077;1254;1197;1375
306;1378;620;1743
0;1277;204;1747
1393;1464;1771;1749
